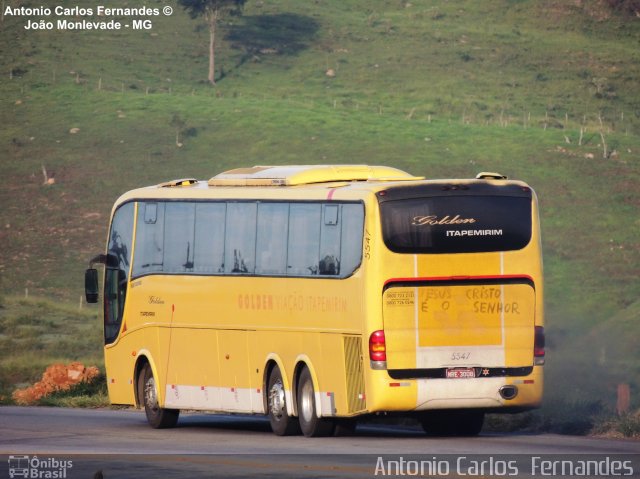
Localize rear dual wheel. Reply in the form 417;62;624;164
266;365;337;437
297;368;335;437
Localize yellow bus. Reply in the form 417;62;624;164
85;165;544;437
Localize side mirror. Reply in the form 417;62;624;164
85;268;99;303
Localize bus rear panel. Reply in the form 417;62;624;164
367;180;544;416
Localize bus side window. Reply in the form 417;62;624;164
319;204;341;275
324;204;339;225
340;203;364;276
194;203;226;274
133;202;165;276
164;203;196;273
224;202;257;274
256;203;288;275
144;202;157;224
288;203;321;276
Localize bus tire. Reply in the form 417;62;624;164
455;410;485;437
267;365;300;436
140;363;179;429
297;367;335;437
420;410;484;437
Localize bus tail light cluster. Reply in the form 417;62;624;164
534;326;545;366
369;330;387;370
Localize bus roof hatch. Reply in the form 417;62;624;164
207;165;424;186
158;178;199;188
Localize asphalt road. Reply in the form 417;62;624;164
1;406;638;478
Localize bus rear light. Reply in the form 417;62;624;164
369;330;387;368
534;326;545;365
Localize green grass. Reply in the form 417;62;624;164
488;402;640;439
613;414;640;438
0;0;639;426
486;397;605;436
36;373;110;408
592;412;640;439
0;296;103;404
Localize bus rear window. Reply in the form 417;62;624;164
380;195;532;254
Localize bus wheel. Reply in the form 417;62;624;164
420;410;484;437
455;410;485;436
297;367;335;437
140;363;179;429
267;366;300;436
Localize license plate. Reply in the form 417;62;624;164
446;368;476;379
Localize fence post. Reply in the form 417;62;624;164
617;383;630;415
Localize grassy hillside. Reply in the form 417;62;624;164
1;0;639;419
0;295;103;402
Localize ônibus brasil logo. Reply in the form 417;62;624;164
8;455;73;478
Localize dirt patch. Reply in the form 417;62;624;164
12;362;100;405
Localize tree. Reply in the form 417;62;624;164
178;0;246;85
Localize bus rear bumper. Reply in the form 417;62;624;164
367;367;543;413
416;374;544;410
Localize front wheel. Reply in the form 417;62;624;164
140;363;179;429
267;365;300;436
297;367;335;437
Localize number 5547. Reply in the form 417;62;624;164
451;352;471;361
